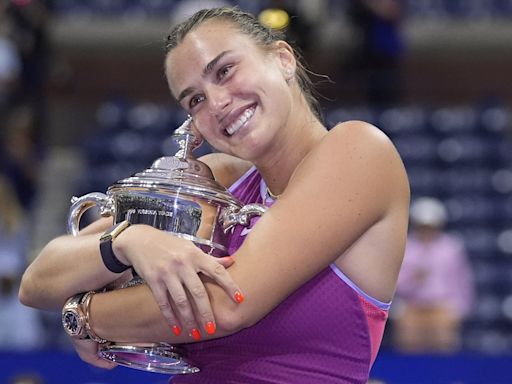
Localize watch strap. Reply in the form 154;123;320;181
100;220;131;273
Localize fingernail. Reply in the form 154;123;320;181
191;328;201;341
172;325;181;336
205;321;216;335
234;291;244;303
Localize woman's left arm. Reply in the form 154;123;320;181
208;120;409;327
86;121;409;344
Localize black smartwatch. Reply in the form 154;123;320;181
99;220;131;273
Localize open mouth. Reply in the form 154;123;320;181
224;105;256;136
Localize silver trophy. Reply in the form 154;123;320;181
67;117;266;374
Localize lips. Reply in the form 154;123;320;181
224;105;256;136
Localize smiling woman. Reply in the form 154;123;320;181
164;19;308;163
19;6;410;384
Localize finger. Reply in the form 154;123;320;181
201;256;245;304
148;284;183;337
166;277;204;341
181;272;218;339
186;286;216;341
88;355;118;370
73;339;117;370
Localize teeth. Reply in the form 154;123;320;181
225;107;255;136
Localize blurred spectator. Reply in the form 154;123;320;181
0;174;28;276
6;0;52;102
0;2;21;111
393;197;475;353
0;174;44;350
258;0;315;59
0;104;41;210
5;0;53;148
346;0;405;106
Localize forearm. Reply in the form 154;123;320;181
89;282;240;344
90;284;172;343
19;232;130;311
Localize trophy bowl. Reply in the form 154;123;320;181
66;118;266;374
99;342;200;374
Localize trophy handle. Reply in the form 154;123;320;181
67;192;113;236
220;203;268;232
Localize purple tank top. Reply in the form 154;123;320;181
171;167;380;384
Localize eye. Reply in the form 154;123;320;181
189;94;205;109
217;65;233;81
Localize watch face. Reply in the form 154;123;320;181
62;310;80;336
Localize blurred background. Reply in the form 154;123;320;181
1;0;512;383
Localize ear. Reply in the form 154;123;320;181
274;40;297;81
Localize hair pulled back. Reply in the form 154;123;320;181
165;7;321;120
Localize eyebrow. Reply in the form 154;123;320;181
177;50;232;102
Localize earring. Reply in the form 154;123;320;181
286;69;293;83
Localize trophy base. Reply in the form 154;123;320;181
99;342;200;374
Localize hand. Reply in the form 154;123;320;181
71;338;117;370
113;224;244;340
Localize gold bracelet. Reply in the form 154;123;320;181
82;291;108;344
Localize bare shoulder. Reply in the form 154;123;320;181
198;152;253;188
291;120;408;196
285;119;410;249
321;120;399;160
278;120;409;302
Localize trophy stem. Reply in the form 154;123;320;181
173;116;203;160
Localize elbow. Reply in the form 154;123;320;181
18;268;38;308
214;305;259;335
18;259;51;309
18;237;64;311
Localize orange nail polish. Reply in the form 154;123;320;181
234;291;244;303
172;325;181;336
205;321;216;335
191;328;201;341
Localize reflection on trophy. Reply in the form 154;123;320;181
66;117;266;374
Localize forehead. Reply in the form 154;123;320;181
165;21;262;94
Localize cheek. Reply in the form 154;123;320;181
193;113;223;144
254;65;289;103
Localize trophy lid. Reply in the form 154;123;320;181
109;117;240;206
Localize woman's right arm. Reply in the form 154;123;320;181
19;217;130;310
19;153;249;325
20;213;241;331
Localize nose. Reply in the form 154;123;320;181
205;84;231;117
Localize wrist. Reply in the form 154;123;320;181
99;220;131;273
82;291;108;343
62;291;108;343
111;223;137;266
